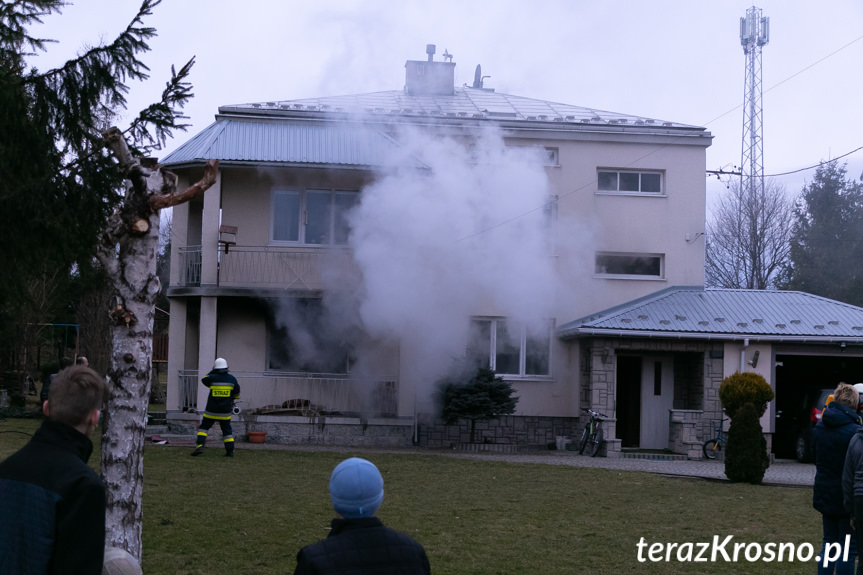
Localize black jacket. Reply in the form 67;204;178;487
294;517;430;575
812;401;860;516
0;418;106;575
843;424;863;513
201;370;240;419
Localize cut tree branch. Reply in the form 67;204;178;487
149;159;218;210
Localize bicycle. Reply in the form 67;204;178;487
579;408;607;457
702;418;729;459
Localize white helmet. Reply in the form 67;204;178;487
213;358;228;370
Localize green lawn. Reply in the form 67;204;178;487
0;417;826;574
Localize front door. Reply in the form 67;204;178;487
616;356;641;448
639;355;674;449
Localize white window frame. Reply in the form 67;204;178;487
469;317;554;379
542;147;559;167
594;252;665;280
596;169;664;196
271;188;359;246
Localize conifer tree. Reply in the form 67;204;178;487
0;1;217;557
782;160;863;305
440;367;519;443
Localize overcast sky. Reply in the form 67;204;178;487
28;0;863;207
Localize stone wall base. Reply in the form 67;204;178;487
416;414;581;449
167;412;415;448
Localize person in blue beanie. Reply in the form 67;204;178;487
815;383;861;574
294;457;430;574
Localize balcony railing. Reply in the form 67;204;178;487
176;245;356;290
178;246;202;286
179;370;398;417
179;370;199;411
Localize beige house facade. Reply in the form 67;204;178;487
162;47;720;451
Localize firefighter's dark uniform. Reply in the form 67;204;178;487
193;370;240;456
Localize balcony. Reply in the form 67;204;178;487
175;245;357;292
178;370;398;417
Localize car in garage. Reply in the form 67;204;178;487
774;387;834;462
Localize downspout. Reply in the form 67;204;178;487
740;338;749;373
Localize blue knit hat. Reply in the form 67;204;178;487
329;457;384;518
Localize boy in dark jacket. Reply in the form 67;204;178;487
294;457;430;575
0;365;107;575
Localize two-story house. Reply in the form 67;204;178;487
160;46;771;454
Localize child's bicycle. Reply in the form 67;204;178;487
702;418;729;459
579;408;607;457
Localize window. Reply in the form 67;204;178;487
595;252;664;279
597;170;663;194
266;298;353;374
542;147;559;167
467;318;552;377
272;189;359;245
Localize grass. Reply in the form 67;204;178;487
0;417;824;574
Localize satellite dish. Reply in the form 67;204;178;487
473;65;482;89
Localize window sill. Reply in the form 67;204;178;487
594;275;667;281
595;191;666;198
499;375;554;383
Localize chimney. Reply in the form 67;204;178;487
404;44;456;96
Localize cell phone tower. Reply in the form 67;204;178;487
739;6;769;199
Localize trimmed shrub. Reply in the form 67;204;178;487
718;371;774;418
724;402;770;484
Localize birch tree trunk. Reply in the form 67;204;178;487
98;127;217;558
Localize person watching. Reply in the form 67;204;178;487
0;365;108;574
294;457;430;574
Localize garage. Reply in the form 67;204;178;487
773;352;863;460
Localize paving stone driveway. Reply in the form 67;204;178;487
439;451;816;487
235;442;816;487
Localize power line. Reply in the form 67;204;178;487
764;145;863;177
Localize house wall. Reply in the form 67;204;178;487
548;138;706;322
166;120;708;426
722;340;773;432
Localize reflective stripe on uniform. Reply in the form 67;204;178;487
203;412;231;421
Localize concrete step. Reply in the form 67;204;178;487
621;452;687;462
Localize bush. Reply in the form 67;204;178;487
439;367;518;443
724;402;770;484
718;371;774;418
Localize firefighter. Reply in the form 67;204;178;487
191;358;240;457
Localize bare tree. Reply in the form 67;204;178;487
706;178;794;289
97;129;217;555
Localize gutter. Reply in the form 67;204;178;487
558;327;863;345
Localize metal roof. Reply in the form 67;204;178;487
558;286;863;342
161;119;408;168
219;86;705;131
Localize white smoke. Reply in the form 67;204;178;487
348;125;558;403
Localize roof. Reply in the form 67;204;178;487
218;86;705;131
558;286;863;343
161;119;411;168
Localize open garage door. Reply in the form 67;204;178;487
773;353;863;459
